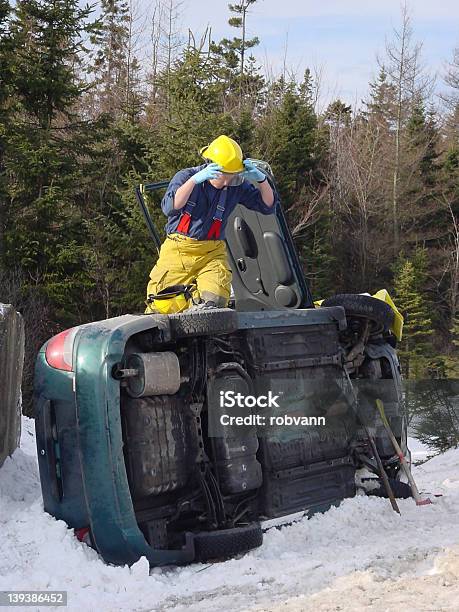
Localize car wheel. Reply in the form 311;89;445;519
193;523;263;561
168;308;238;338
322;294;394;330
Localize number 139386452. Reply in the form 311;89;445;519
0;591;67;606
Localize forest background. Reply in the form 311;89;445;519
0;0;458;414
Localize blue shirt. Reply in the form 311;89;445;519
161;164;278;240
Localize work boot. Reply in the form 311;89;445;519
187;300;218;312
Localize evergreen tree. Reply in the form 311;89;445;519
210;0;264;111
233;108;257;156
257;72;319;207
2;0;99;319
324;100;352;128
88;0;143;119
0;0;12;118
406;102;438;184
393;250;434;378
409;380;459;452
227;0;258;77
364;68;397;130
79;119;156;319
436;96;459;361
0;0;13;260
150;48;238;177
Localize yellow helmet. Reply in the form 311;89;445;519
200;135;244;173
146;284;195;315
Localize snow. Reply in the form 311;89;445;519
408;435;436;464
1;419;459;611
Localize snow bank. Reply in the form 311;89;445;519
408;435;436;464
256;545;459;611
1;418;459;611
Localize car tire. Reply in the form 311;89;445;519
168;308;238;338
193;523;263;561
321;294;394;330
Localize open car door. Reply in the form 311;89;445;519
225;159;314;311
225;202;314;311
225;161;313;311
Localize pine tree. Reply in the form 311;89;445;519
257;72;319;207
88;0;143;119
324;100;352;128
0;0;13;262
360;68;399;283
406;102;438;184
0;1;104;413
227;1;258;77
436;88;459;364
364;68;397;129
2;0;99;315
233;108;257;156
151;47;238;177
0;0;12;117
210;0;263;111
79;119;156;319
393;251;434;378
410;379;459;452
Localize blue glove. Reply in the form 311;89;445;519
192;163;222;184
241;159;266;183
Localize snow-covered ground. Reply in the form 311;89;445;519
408;434;437;465
1;418;459;612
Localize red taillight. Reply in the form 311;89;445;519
74;527;91;544
45;328;78;371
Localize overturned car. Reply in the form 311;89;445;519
34;164;407;566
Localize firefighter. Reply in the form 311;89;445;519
145;135;278;313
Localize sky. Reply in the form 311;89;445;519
171;0;459;109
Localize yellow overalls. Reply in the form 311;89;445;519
145;233;232;313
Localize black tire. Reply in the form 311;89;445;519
321;294;394;330
193;523;263;561
168;308;238;338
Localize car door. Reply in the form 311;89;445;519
224;165;314;312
